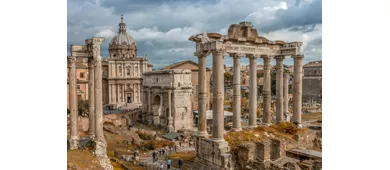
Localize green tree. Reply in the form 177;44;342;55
78;99;89;117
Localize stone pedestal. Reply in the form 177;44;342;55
68;56;79;150
248;54;257;128
193;136;233;170
261;56;271;125
232;54;242;131
292;55;304;127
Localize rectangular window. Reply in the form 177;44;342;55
80;72;84;78
77;84;81;90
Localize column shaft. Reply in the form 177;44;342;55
275;56;285;122
88;57;95;139
212;50;225;141
283;71;290;119
68;56;78;149
262;56;271;125
292;55;304;126
232;54;242;131
248;55;257;128
197;54;208;136
168;90;174;132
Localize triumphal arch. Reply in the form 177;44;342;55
189;22;304;169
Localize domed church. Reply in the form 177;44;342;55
103;15;153;107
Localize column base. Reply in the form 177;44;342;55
69;135;79;150
193;137;233;170
233;127;242;132
197;131;209;137
262;123;272;126
293;122;303;128
212;138;226;143
94;140;113;170
88;133;95;141
247;125;257;129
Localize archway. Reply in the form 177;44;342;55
152;94;162;125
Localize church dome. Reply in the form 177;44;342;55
109;15;136;46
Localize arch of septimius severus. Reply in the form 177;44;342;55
189;22;304;169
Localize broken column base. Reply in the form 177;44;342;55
94;140;114;170
69;135;79;150
193;136;233;170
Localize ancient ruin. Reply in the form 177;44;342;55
141;69;194;131
189;22;305;169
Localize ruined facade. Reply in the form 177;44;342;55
141;69;194;132
161;60;211;111
302;61;322;101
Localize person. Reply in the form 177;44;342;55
162;148;165;155
160;163;164;170
174;145;177;152
178;159;183;169
167;158;171;169
133;151;137;159
179;140;182;147
152;151;156;162
159;149;162;156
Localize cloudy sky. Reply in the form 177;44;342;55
67;0;322;68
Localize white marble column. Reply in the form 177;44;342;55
108;84;112;104
68;56;78;150
275;56;285;122
197;53;208;136
117;85;120;103
261;55;272;125
292;55;304;127
212;49;225;141
248;54;257;128
232;53;242;131
148;90;152;125
284;71;290;119
88;57;95;139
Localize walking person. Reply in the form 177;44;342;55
160;163;164;170
152;151;157;162
178;159;183;169
167;158;171;169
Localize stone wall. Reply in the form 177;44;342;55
302;78;322;101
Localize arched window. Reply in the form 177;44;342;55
127;69;130;75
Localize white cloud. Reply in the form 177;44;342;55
264;2;288;11
128;27;200;43
95;29;116;39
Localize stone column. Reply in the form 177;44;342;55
88;57;95;139
292;55;304;127
283;71;290;120
212;49;225;141
261;55;272;125
275;56;285;122
197;53;208;136
248;54;257;128
68;56;78;150
148;90;152;125
108;84;112;104
117;85;120;103
232;53;242;131
168;90;174;132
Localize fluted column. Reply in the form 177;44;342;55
88;57;95;139
212;49;225;141
275;56;285;122
248;54;257;128
232;53;242;131
197;53;208;136
292;55;304;127
283;71;290;120
68;56;78;150
261;55;272;125
148;90;152;125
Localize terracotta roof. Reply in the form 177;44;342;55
161;60;211;71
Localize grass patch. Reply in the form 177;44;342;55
110;160;124;170
67;150;103;170
169;151;196;161
141;139;174;150
136;131;154;140
224;130;264;151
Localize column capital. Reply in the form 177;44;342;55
292;54;304;60
246;54;257;59
195;52;209;58
67;56;76;68
91;37;105;45
230;53;244;59
211;49;225;55
274;55;285;60
260;55;272;61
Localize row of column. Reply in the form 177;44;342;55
108;83;140;104
68;38;106;152
196;51;304;142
